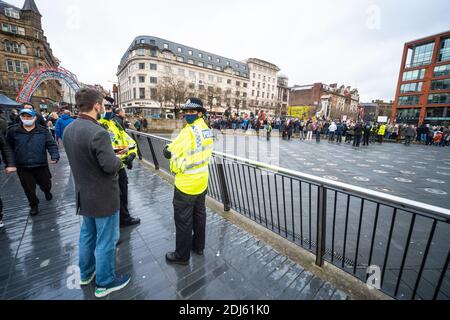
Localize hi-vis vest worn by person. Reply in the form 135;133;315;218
168;117;214;195
378;124;387;136
99;118;137;168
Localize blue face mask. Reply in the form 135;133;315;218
103;112;113;121
185;114;198;124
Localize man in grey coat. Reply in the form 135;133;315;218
63;88;130;298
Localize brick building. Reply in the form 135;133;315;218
392;30;450;125
289;82;359;120
0;0;61;111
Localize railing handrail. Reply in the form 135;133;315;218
128;129;450;221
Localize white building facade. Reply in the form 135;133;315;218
117;36;282;118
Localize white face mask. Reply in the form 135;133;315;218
21;117;36;127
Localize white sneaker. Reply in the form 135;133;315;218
0;220;4;229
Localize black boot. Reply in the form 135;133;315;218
120;217;141;228
165;252;189;266
45;192;53;201
30;205;39;216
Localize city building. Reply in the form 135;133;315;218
276;75;290;116
359;100;393;123
289;82;360;121
392;30;450;126
117;36;282;118
0;0;61;110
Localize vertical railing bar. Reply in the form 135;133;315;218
231;162;242;213
394;214;417;297
236;163;248;216
241;164;252;218
353;199;365;275
267;173;274;232
282;176;288;238
433;249;450;300
342;194;351;269
253;167;262;224
131;133;143;161
367;203;381;273
224;160;237;211
309;183;312;250
146;137;160;170
381;208;397;288
275;174;281;235
290;178;295;242
299;180;304;247
331;191;338;264
412;220;437;300
260;169;268;228
315;186;327;267
247;166;257;221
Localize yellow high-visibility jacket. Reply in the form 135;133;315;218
168;118;214;195
99;118;137;169
378;124;387;136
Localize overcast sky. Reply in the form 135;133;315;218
8;0;450;102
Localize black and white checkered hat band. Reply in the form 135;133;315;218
184;103;202;109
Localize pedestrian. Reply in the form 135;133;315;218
6;109;59;216
353;122;363;148
363;122;372;147
405;125;416;146
378;123;387;144
8;109;20;126
0;133;16;229
55;110;74;144
163;98;214;265
328;121;337;143
306;121;314;141
142;117;148;132
99;99;141;228
336;121;344;144
134;118;142;132
0;110;8;136
63;88;130;298
266;122;273;141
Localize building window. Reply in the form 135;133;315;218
150;49;157;57
215;66;222;71
176;56;184;62
163;52;173;60
139;88;145;99
2;23;9;32
400;82;423;94
188;50;193;55
207;64;213;69
137;49;145;56
434;64;450;77
22;62;29;74
14;60;21;73
187;59;194;64
216;58;220;63
198;53;203;58
150;39;156;45
428;93;450;104
252;90;255;96
438;38;450;62
5;8;20;19
398;95;420;106
410;42;435;67
3;40;11;52
402;69;425;81
163;43;169;49
132;77;136;84
6;59;14;72
139;63;145;70
431;79;450;91
199;73;205;80
198;62;204;67
208;75;214;82
12;42;19;53
227;79;231;85
217;77;223;83
150;77;157;84
208;56;212;61
139;76;145;83
20;44;27;55
177;47;182;53
189;71;196;78
150;63;157;70
178;69;185;76
236;81;241;87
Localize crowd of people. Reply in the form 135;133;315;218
207;110;450;147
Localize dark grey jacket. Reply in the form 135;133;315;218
63;115;121;218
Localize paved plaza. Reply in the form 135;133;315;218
212;133;450;209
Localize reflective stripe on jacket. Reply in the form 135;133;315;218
168;118;214;195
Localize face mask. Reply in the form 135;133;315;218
185;114;198;125
102;112;113;120
21;117;36;127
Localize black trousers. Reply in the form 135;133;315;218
119;168;132;223
363;134;370;146
0;196;3;220
173;188;207;261
353;135;362;147
17;166;52;207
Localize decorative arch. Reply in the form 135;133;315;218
16;66;80;103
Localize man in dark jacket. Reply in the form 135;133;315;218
353;122;363;148
6;109;59;216
63;88;130;298
0;110;8;136
0;133;16;229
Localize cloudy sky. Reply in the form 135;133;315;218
8;0;450;102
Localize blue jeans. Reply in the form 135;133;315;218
79;211;120;287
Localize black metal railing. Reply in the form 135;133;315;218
129;130;450;300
